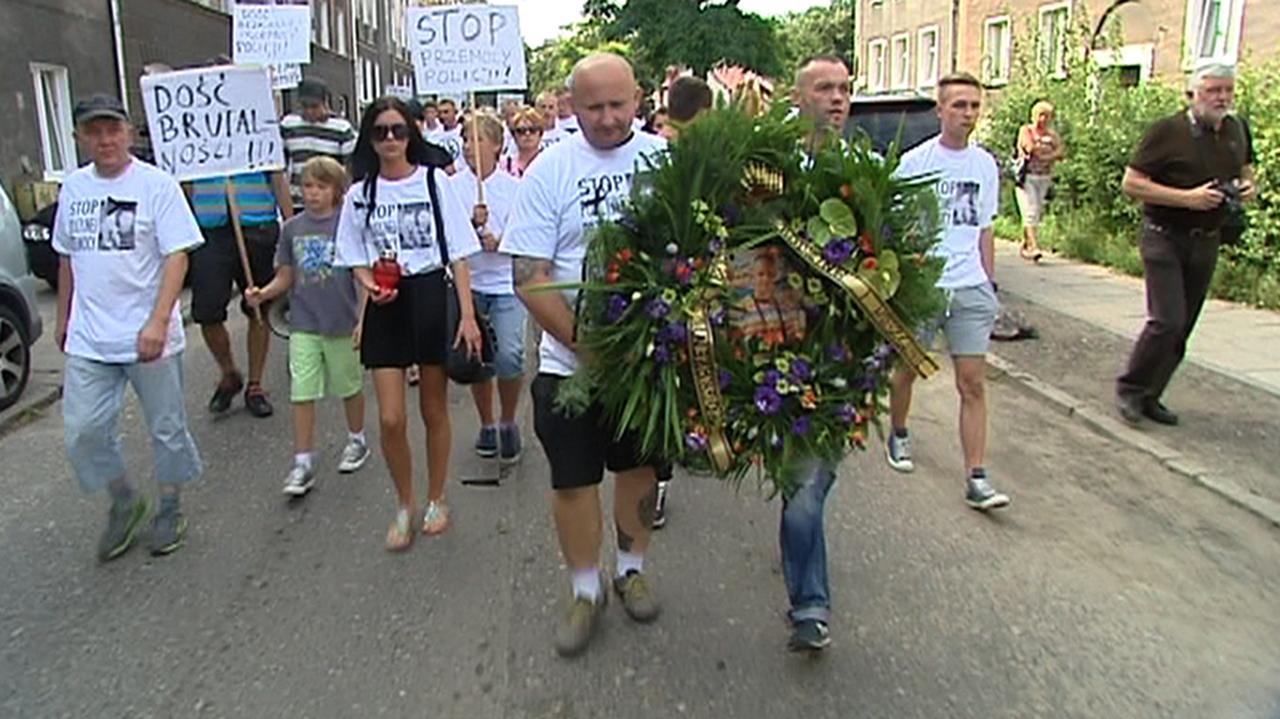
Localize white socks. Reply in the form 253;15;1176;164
616;551;644;578
572;568;602;600
294;452;313;470
348;430;366;445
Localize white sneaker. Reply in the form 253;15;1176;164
886;432;915;473
283;465;315;496
338;437;370;473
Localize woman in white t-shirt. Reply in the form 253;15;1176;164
335;96;483;550
499;106;545;179
454;110;526;466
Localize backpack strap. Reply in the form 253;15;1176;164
424;166;451;274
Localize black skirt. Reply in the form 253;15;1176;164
360;270;449;369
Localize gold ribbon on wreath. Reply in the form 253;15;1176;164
686;301;734;473
778;222;941;379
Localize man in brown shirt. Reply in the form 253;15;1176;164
1116;62;1256;425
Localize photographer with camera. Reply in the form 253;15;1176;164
1116;62;1256;426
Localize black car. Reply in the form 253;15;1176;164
846;94;939;156
21;201;58;288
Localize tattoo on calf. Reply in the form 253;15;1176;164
637;482;659;529
513;257;550;287
616;524;634;553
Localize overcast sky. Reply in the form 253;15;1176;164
512;0;830;46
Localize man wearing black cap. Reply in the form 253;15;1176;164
52;94;205;560
281;78;356;207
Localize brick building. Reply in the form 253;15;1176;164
855;0;1278;95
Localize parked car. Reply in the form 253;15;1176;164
0;185;45;411
21;201;59;288
846;94;939;156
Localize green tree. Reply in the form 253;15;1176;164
774;0;854;75
526;20;632;95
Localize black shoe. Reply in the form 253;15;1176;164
787;619;831;652
208;372;244;413
1116;394;1144;425
651;481;668;529
244;383;274;418
1142;400;1179;426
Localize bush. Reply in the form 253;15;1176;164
982;17;1280;310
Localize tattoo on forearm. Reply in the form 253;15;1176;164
616;524;634;553
513;257;551;287
637;482;658;530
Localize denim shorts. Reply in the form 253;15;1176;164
918;282;999;357
62;353;203;493
472;291;526;380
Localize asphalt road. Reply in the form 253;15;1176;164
2;315;1278;719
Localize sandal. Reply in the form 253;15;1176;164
1020;246;1044;262
422;500;450;536
385;507;414;551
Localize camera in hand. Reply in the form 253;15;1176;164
1213;178;1244;215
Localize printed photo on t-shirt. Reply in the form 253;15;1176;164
98;198;138;251
938;179;980;227
292;234;337;286
397;202;435;250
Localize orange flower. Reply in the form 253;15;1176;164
840;184;853;199
859;230;875;256
617;248;633;263
861;257;878;271
606;271;620;283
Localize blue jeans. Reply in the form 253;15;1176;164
472;291;526;380
62;353;203;493
779;459;837;623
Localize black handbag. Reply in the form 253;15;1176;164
425;167;497;384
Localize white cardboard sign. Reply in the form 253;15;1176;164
141;65;286;182
233;2;312;66
270;63;303;90
408;4;527;93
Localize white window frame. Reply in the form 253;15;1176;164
335;5;348;56
890;33;911;90
1094;43;1155;83
983;16;1012;87
317;0;331;50
29;63;77;181
867;38;888;93
1183;0;1244;68
917;25;940;89
1039;2;1072;78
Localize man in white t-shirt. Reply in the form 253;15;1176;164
52;95;204;561
504;53;668;657
534;90;564;150
426;98;464;170
555;86;579;134
888;73;1010;512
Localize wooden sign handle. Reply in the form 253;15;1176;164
224;177;264;323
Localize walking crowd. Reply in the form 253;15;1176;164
50;46;1254;656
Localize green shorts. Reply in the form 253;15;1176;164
290;331;364;403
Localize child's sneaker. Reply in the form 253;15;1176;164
283;465;315;496
338;437;370;473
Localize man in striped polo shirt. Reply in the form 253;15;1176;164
280;79;357;207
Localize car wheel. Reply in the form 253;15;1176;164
0;305;32;412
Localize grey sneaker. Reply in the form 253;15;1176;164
499;424;522;464
337;438;370;473
283;465;316;496
613;570;661;623
475;426;498;458
886;432;915;473
149;500;188;556
788;619;832;652
97;495;150;562
965;475;1011;511
554;590;607;657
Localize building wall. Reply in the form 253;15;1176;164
857;0;955;94
0;0;118;190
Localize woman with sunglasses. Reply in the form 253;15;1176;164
500;107;546;179
335;97;483;550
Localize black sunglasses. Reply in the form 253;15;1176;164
372;123;410;141
512;126;541;136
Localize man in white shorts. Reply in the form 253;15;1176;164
887;73;1010;512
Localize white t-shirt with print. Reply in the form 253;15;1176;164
503;131;668;377
895;136;998;289
52;159;203;363
450;167;519;295
558;115;580;134
334;166;480;275
427;126;464;164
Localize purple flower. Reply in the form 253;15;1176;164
828;344;849;363
792;416;811;436
718;203;742;228
790;359;812;382
836;403;857;424
859;374;878;391
658;322;688;345
654;344;674;364
685;432;709;451
605;294;630;323
719;368;732;391
762;369;783;387
646;298;670;319
754;385;782;415
710;307;728;327
822;238;855;265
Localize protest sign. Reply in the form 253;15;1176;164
141;65;285;182
270;63;302;90
408;4;527;93
233;2;311;65
385;84;414;100
497;91;525;108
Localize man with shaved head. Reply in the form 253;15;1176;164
793;54;851;150
504;53;669;657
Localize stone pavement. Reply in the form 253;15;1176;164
994;240;1280;398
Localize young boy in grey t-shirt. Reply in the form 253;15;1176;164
245;157;370;496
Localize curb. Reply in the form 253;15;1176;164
987;352;1280;530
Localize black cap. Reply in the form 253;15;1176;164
73;94;129;124
297;78;329;103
